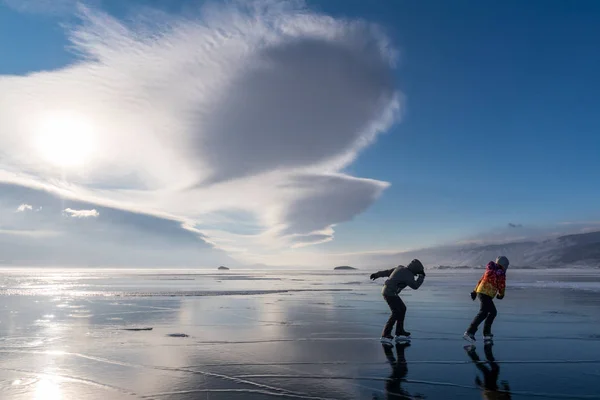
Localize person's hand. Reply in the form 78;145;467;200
470;291;477;301
496;294;504;300
370;273;377;281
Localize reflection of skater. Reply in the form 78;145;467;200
370;260;426;345
464;256;509;343
464;343;512;400
373;342;426;400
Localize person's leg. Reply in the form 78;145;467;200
382;295;398;337
467;294;493;334
393;297;407;335
483;299;497;336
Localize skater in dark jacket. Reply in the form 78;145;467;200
370;259;426;345
464;256;509;343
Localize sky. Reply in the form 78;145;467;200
0;0;599;268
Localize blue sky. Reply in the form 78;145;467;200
1;0;599;266
319;0;600;250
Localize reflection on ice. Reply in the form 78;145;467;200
0;269;599;399
35;374;61;400
375;342;427;400
465;344;511;400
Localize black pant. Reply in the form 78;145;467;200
468;293;497;335
382;295;407;337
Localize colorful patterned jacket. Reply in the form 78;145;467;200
474;262;506;298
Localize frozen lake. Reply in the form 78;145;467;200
1;268;599;399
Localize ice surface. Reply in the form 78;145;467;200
0;268;599;399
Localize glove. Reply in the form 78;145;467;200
420;271;426;277
496;294;504;300
470;291;477;301
370;273;377;281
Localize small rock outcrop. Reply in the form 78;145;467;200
218;266;230;270
334;266;357;271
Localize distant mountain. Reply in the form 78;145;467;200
370;231;600;269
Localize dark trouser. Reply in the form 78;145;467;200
382;295;407;337
467;293;497;335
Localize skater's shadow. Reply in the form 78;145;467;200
373;343;426;400
464;343;512;399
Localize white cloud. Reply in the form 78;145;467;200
0;183;236;267
63;208;99;218
0;1;400;265
16;204;33;212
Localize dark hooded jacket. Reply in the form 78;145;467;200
372;260;425;297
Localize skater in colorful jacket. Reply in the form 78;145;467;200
370;259;426;345
464;256;509;343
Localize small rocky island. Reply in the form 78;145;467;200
334;266;357;271
218;266;230;271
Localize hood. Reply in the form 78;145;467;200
406;259;424;275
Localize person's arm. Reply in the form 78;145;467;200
407;273;425;289
474;276;483;292
370;268;395;280
496;273;506;299
470;274;483;300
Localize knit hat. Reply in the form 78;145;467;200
495;256;509;270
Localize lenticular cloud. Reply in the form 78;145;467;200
0;0;401;262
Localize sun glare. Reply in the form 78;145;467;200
35;376;62;400
35;112;96;168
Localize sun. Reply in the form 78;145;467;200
34;112;96;168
